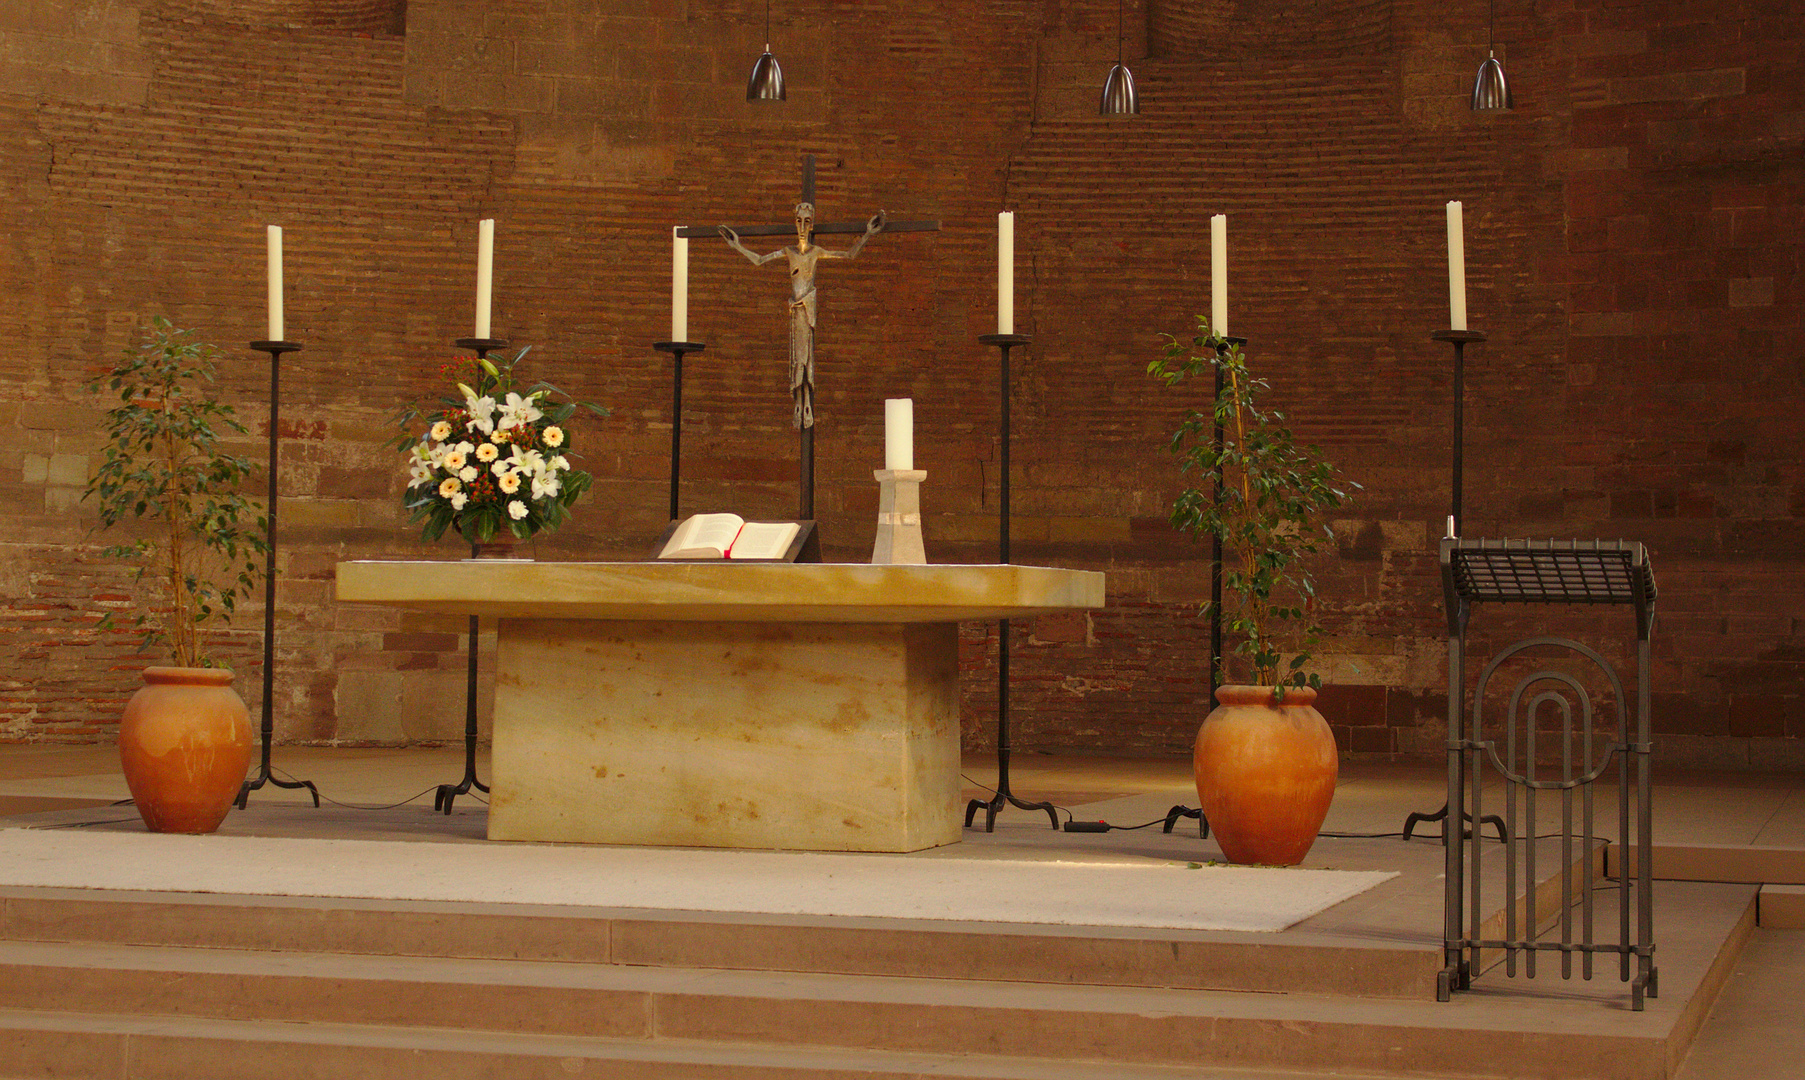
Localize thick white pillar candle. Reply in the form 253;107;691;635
475;218;495;338
1210;214;1228;336
997;211;1014;335
265;225;284;341
884;398;914;470
671;225;689;342
1447;201;1467;331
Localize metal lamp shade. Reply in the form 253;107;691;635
747;50;785;101
1470;53;1512;110
1099;62;1138;116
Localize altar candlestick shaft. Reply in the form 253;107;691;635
885;397;914;471
1447;201;1467;331
1211;214;1227;336
475;218;495;339
672;226;689;342
266;225;283;341
998;212;1014;335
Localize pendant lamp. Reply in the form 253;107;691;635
747;0;785;101
1099;0;1138;116
1470;0;1512;110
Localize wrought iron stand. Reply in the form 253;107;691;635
433;335;509;814
236;340;320;810
1161;334;1244;840
964;333;1057;832
1403;329;1505;843
1437;538;1658;1011
653;341;706;521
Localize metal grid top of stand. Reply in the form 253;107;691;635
1443;538;1656;608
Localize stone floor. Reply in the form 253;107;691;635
0;743;1798;1078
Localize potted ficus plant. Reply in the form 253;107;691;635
393;347;606;554
1149;316;1359;865
83;316;268;834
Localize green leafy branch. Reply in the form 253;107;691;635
83;317;268;669
1149;316;1359;695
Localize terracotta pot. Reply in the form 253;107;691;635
1193;684;1339;866
118;666;252;834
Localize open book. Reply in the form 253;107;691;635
657;514;804;561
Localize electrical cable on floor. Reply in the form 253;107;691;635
266;767;441;812
38;817;142;829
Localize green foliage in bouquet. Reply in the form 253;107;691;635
393;347;608;544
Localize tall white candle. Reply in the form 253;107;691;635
885;398;914;471
1210;214;1228;336
1447;201;1467;331
475;218;495;339
997;211;1014;335
671;226;689;342
265;225;284;341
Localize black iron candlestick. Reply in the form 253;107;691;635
1207;335;1246;707
1434;329;1484;537
653;341;706;520
434;335;510;814
964;332;1058;832
1403;328;1504;844
1162;335;1247;841
236;340;320;810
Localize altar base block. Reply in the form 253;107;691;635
490;618;960;852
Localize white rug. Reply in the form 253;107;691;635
0;828;1393;933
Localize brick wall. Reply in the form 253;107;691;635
0;0;1798;769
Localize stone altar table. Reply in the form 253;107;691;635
335;562;1106;852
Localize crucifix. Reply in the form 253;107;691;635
680;154;939;519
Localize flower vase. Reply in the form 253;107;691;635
459;524;531;560
118;667;253;834
1193;684;1338;866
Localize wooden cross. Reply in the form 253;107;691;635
681;154;939;520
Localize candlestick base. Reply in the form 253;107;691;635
1433;330;1487;344
249;340;303;355
454;337;510;354
978;333;1030;348
653;341;707;354
871;469;928;564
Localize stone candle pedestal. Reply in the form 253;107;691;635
871;468;927;564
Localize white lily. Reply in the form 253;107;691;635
462;390;498;435
495;392;544;432
508;445;548;476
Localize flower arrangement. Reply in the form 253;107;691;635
394;347;607;544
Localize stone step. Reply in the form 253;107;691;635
0;881;1759;1080
0;886;1441;999
1758;885;1805;928
0;1008;1402;1080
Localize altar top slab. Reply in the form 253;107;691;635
335;561;1105;623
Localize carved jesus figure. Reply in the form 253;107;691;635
720;203;887;429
